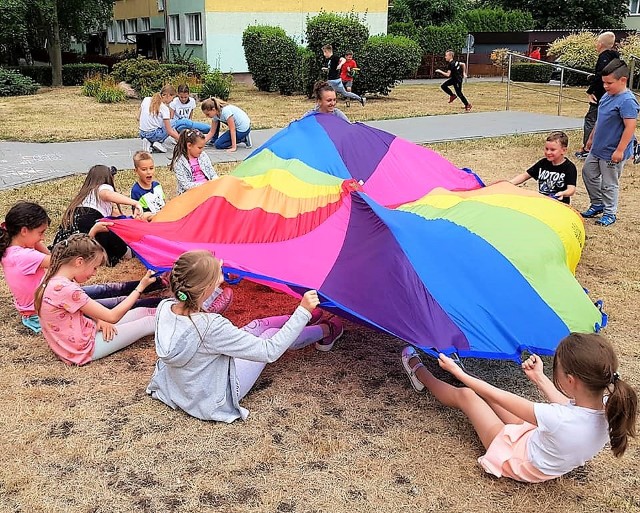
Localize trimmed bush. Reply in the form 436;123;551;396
354;35;422;96
112;57;169;97
418;23;467;55
295;46;316;98
510;63;553;83
0;68;39;96
62;63;109;86
200;70;233;101
388;22;420;43
10;65;52;86
457;8;534;32
160;63;190;76
241;25;299;94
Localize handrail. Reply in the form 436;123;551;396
505;51;593;115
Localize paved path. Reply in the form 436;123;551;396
0;110;582;190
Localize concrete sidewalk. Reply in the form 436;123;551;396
0;110;582;190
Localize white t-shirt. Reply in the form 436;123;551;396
169;97;196;119
139;96;171;131
215;105;251;132
528;401;609;475
81;184;114;217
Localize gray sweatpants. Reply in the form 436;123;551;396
582;153;626;215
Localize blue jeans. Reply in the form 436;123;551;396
140;127;169;143
84;280;163;309
328;78;362;102
171;118;211;134
209;124;251;149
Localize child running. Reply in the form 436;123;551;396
201;98;252;152
322;44;366;106
130;151;165;220
401;333;637;482
436;50;472;111
55;165;143;266
146;250;344;422
139;84;181;153
169;84;211;135
509;131;577;204
169;129;219;195
35;234;161;365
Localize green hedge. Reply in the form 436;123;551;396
295;46;315;98
354;35;422;96
510;63;553;83
388;21;420;43
563;66;592;87
8;64;108;86
0;68;39;96
160;63;190;76
418;23;467;55
241;25;298;94
112;57;168;97
457;8;534;32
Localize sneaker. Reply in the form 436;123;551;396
360;96;367;107
206;287;233;314
634;141;640;165
307;307;323;326
401;346;425;393
244;132;252;148
448;94;457;103
141;138;152;152
581;204;604;218
574;150;589;160
152;141;167;153
315;317;344;352
464;104;473;112
595;214;617;226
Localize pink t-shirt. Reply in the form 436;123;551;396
189;157;207;184
40;276;97;366
1;245;46;315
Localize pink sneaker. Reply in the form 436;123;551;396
206;288;233;314
307;307;324;326
315;317;344;352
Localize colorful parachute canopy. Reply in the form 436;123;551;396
109;114;603;361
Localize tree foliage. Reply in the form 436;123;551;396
418;23;467;54
457;8;534;32
403;0;467;26
547;32;599;69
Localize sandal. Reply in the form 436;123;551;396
401;346;425;392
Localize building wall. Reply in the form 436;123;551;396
167;0;206;61
625;16;640;30
108;0;165;54
203;0;388;72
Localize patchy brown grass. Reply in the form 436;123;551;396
0;81;590;142
1;134;640;512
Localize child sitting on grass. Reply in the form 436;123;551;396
509;131;577;204
170;129;218;195
130;151;165;221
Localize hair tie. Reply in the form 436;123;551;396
611;371;620;385
176;291;188;302
0;222;5;230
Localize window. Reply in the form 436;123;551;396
631;0;640;14
107;24;115;43
169;15;181;43
126;18;137;41
185;13;202;44
140;17;151;32
116;20;126;42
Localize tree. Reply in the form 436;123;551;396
1;0;115;85
0;0;30;65
404;0;467;26
480;0;627;29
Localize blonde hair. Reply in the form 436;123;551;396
200;97;229;115
169;250;221;314
34;234;106;312
149;84;177;116
598;32;615;49
133;150;153;168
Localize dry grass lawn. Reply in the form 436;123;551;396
1;133;640;512
0;81;590;142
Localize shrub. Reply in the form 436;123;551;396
241;25;299;94
295;46;315;98
0;68;39;96
200;70;233;100
95;77;127;103
418;23;467;55
11;65;52;86
170;73;203;95
618;34;640;86
62;63;109;86
160;63;189;77
510;63;553;83
81;73;104;97
354;35;422;96
490;48;525;80
189;58;210;77
547;32;598;69
457;8;534;32
388;21;419;43
388;0;412;24
112;56;169;97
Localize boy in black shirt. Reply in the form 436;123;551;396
322;44;366;106
436;50;472;111
509;131;577;204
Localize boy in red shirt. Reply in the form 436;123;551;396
340;50;358;92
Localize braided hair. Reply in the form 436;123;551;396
169;250;221;314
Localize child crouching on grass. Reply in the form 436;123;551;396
402;333;637;482
146;250;343;422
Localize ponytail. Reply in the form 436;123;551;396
149;84;177;116
606;376;638;457
0;202;50;259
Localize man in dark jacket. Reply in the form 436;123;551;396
575;32;619;159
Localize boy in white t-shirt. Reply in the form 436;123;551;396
139;85;181;154
169;84;211;135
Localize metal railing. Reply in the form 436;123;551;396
505;52;593;116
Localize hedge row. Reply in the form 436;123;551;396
0;68;40;96
8;63;108;86
510;63;553;83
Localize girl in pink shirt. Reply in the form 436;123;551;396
35;234;159;365
170;129;218;194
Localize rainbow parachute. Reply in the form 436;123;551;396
109;114;604;361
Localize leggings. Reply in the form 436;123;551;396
234;316;324;399
441;78;469;107
91;307;156;360
85;280;164;309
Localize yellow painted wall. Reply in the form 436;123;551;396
113;0;161;19
205;0;386;13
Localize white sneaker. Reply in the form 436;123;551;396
360;96;367;107
141;138;152;152
244;133;252;148
152;141;167;153
164;136;177;146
